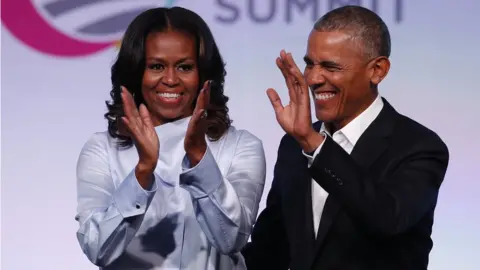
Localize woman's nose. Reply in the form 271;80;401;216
161;67;179;86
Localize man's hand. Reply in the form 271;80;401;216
184;80;211;167
267;50;324;153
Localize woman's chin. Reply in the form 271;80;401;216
152;109;191;125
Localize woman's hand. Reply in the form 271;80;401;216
120;86;159;187
184;80;211;167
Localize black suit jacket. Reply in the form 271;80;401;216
242;99;449;270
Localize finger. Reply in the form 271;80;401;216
187;108;205;137
276;57;290;83
276;57;297;104
266;88;284;115
139;104;154;128
201;80;210;92
204;80;211;109
194;87;206;113
284;53;310;106
280;49;288;64
121;86;140;118
192;109;204;125
121;117;134;136
285;53;307;89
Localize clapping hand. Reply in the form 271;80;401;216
184;80;211;167
267;50;323;153
120;86;159;188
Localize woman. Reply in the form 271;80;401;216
75;7;266;270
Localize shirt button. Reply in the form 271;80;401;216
135;204;141;209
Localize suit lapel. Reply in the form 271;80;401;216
312;193;340;257
303;122;324;255
287;137;317;262
310;99;396;263
304;168;317;252
349;98;394;168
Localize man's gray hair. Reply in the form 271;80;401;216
314;5;391;59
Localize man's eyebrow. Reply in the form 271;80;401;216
320;60;341;67
303;57;341;67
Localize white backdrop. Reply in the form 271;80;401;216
2;0;479;269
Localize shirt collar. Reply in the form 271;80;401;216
320;95;384;147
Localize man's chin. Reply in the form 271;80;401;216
315;110;337;123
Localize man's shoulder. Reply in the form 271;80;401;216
392;112;448;152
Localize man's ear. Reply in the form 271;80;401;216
369;56;390;85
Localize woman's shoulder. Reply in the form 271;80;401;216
220;125;263;148
80;131;118;153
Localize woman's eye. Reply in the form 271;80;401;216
178;65;194;72
148;64;163;70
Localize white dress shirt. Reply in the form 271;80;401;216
75;117;266;270
304;95;384;237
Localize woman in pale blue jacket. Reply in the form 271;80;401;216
75;7;266;270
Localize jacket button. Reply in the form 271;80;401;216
337;178;343;185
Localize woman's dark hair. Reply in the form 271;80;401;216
105;7;231;147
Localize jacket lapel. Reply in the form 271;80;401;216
310;98;396;264
349;98;395;168
286;134;318;263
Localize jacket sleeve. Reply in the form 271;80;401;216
179;131;266;254
309;135;449;236
242;134;292;270
75;133;160;267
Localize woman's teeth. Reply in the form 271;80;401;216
157;92;180;99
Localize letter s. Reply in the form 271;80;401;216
215;0;240;24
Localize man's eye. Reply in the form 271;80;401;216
325;66;340;72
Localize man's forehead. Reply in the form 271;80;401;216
306;30;363;59
309;30;354;43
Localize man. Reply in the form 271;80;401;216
242;5;449;270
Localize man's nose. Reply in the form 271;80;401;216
305;66;326;88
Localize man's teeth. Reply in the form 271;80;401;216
315;92;336;100
157;93;180;99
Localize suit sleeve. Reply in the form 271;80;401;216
309;135;449;236
242;135;291;270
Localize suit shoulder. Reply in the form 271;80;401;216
394;113;448;152
278;133;298;148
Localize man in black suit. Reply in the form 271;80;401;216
242;5;449;270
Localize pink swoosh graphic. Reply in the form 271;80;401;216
1;0;112;56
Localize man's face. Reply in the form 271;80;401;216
303;30;389;131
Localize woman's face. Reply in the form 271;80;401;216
141;30;200;126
